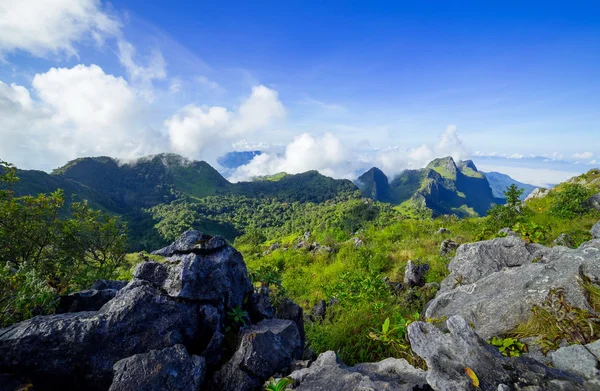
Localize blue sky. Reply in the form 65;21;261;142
0;0;599;186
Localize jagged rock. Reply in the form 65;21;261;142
57;287;120;313
585;193;600;212
351;237;364;248
404;260;430;288
134;232;253;311
197;304;225;367
553;233;574;248
310;300;327;322
436;228;450;235
593;221;600;239
288;351;429;391
426;234;600;339
269;242;281;251
408;315;585;391
585;339;600;360
247;286;275;323
0;280;203;390
90;280;128;291
151;230;227;256
212;319;302;391
303;231;311;241
437;235;542;294
498;228;518;237
440;239;459;256
525;188;550;202
109;345;205;391
551;344;600;381
276;299;306;350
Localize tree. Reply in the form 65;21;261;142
503;184;524;207
0;161;128;325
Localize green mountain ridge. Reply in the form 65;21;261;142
357;157;505;217
483;171;537;200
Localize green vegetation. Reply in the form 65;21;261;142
487;336;527;357
0;161;129;326
264;377;294;391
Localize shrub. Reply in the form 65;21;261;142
550;183;592;218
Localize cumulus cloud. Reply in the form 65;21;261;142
572;152;594;160
165;85;285;163
0;64;163;170
229;133;351;182
0;0;120;58
373;125;470;176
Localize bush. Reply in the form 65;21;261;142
550;184;592;218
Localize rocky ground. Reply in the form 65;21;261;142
2;222;600;390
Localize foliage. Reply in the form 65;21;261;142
512;287;600;354
465;367;479;388
549;183;592;218
487;336;527;357
368;313;419;353
227;305;249;329
511;222;549;243
264;377;294;391
0;163;128;326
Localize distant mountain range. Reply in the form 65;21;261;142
356;157;509;217
9;153;536;247
482;171;537;200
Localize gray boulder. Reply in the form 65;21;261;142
134;233;253;311
408;316;584;391
310;300;327;322
56;287;120;313
585;193;600;212
440;239;459;256
288;351;428;390
436;228;450;235
351;237;364;248
551;344;600;381
212;319;302;391
276;299;306;349
247;286;275;323
109;345;205;391
404;260;430;288
498;228;518;237
553;233;574;248
0;281;203;390
151;230;227;256
593;221;600;239
426;235;600;339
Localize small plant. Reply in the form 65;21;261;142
368;313;419;352
226;305;249;330
550;183;592;218
512;222;548;243
487;336;527;357
453;274;465;288
264;377;294;391
465;367;480;388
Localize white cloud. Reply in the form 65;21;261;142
229;133;352;182
0;64;163;170
0;0;120;58
374;125;470;176
117;40;166;100
475;164;577;188
572;152;594;160
165;85;286;163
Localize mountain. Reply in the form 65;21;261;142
11;153;358;248
357;157;503;217
483;171;537;200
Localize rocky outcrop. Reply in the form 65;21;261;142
310;300;327;321
276;298;306;349
584;193;600;212
212;319;302;391
426;224;600;339
109;345;205;391
135;235;253;312
288;351;429;391
0;231;296;391
440;239;459;256
0;280;203;390
593;221;600;239
408;315;585;391
404;260;430;288
525;187;550;202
